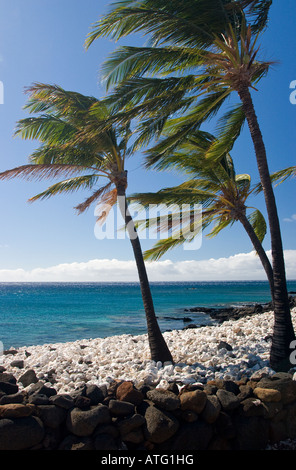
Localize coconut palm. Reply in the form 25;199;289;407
0;83;173;363
129;134;274;300
85;2;294;371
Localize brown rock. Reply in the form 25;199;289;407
254;387;281;402
0;403;35;419
201;395;221;424
257;377;296;405
179;390;207;414
116;381;143;405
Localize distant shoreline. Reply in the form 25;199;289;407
183;294;296;326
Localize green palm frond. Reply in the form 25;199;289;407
85;0;271;50
143;236;186;261
247;208;267;243
254;166;296;194
29;144;103;169
24;83;97;116
85;0;218;50
84;1;272;175
238;0;272;33
0;83;133;216
207;216;234;238
15;116;77;145
270;166;296;185
101;46;202;90
104;75;197;118
206;103;246;160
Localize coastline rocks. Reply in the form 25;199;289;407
0;416;44;450
0;374;295;449
18;369;38;387
109;399;135;417
216;390;240;411
116;381;144;405
186;296;296;324
0;403;35;419
180;390;207;414
1;307;295;395
0;307;295;450
67;405;111;436
146;388;180;411
144;405;179;443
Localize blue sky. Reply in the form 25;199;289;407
0;0;295;281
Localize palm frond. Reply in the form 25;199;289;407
28;174;100;202
94;188;118;225
270;166;296;185
206;103;245;160
101;46;202;90
254;166;296;194
29;144;102;169
85;1;218;50
247;208;267;243
0;164;91;182
207;216;233;238
24;83;97;116
75;182;113;214
143;235;188;261
15;116;77;145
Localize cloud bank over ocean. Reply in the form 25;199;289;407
0;250;295;282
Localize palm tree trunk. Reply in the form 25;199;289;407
239;213;274;302
238;85;295;371
116;177;173;363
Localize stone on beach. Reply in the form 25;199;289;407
0;307;295;398
66;405;111;436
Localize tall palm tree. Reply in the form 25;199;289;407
85;2;295;371
129;136;274;300
0;83;173;363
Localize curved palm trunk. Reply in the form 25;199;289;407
239;213;274;302
238;86;295;371
116;178;173;363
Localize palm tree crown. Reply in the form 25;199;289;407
130;134;274;298
0;83;173;363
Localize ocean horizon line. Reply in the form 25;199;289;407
0;279;295;284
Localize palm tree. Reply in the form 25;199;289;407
129;135;274;300
85;2;294;371
0;83;173;363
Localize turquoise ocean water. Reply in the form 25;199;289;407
0;281;296;349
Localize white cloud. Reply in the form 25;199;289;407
283;214;296;223
0;250;295;282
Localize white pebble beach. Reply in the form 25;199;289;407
2;307;296;394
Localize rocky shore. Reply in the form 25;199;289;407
183;294;296;326
1;367;296;450
1;303;296;450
